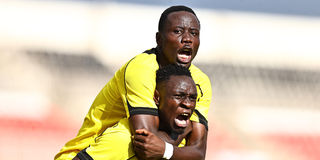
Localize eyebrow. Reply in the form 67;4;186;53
190;27;199;30
174;25;199;29
174;91;198;96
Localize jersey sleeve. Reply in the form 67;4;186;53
190;70;212;130
123;58;158;117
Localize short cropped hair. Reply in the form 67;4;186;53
158;5;200;32
156;64;192;84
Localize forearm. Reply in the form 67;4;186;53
130;115;208;160
171;145;205;160
129;114;187;145
129;114;159;132
168;122;207;160
129;115;173;143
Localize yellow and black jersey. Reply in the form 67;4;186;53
55;48;212;160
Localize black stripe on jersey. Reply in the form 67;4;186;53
194;109;208;130
76;148;94;160
196;84;204;102
143;48;156;54
127;155;137;160
128;101;159;116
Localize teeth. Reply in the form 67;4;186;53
177;54;191;63
175;118;187;127
181;113;189;117
182;50;191;53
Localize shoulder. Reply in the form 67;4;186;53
127;49;158;69
124;49;159;80
189;64;211;83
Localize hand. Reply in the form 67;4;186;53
133;129;165;160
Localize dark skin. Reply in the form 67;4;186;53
134;75;197;160
130;11;207;160
157;76;197;136
156;11;200;68
73;75;198;160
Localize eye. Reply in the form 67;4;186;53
190;30;199;36
173;95;183;99
189;95;197;102
173;29;182;34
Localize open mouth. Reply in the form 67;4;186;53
174;113;191;128
177;48;192;64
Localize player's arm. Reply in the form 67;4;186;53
129;115;170;159
131;115;207;160
132;117;194;159
129;114;184;144
171;122;207;159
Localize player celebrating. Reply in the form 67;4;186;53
55;5;212;160
73;64;198;160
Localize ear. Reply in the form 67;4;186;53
156;32;161;46
153;89;160;106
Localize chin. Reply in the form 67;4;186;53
173;128;186;135
176;63;190;68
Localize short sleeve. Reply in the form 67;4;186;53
189;66;212;130
124;57;159;117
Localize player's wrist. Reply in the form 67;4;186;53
163;141;174;159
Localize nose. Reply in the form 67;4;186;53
181;32;192;44
181;97;195;109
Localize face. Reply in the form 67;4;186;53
157;11;200;68
157;75;197;134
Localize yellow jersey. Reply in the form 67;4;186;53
55;48;212;159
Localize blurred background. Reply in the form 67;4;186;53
0;0;320;159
